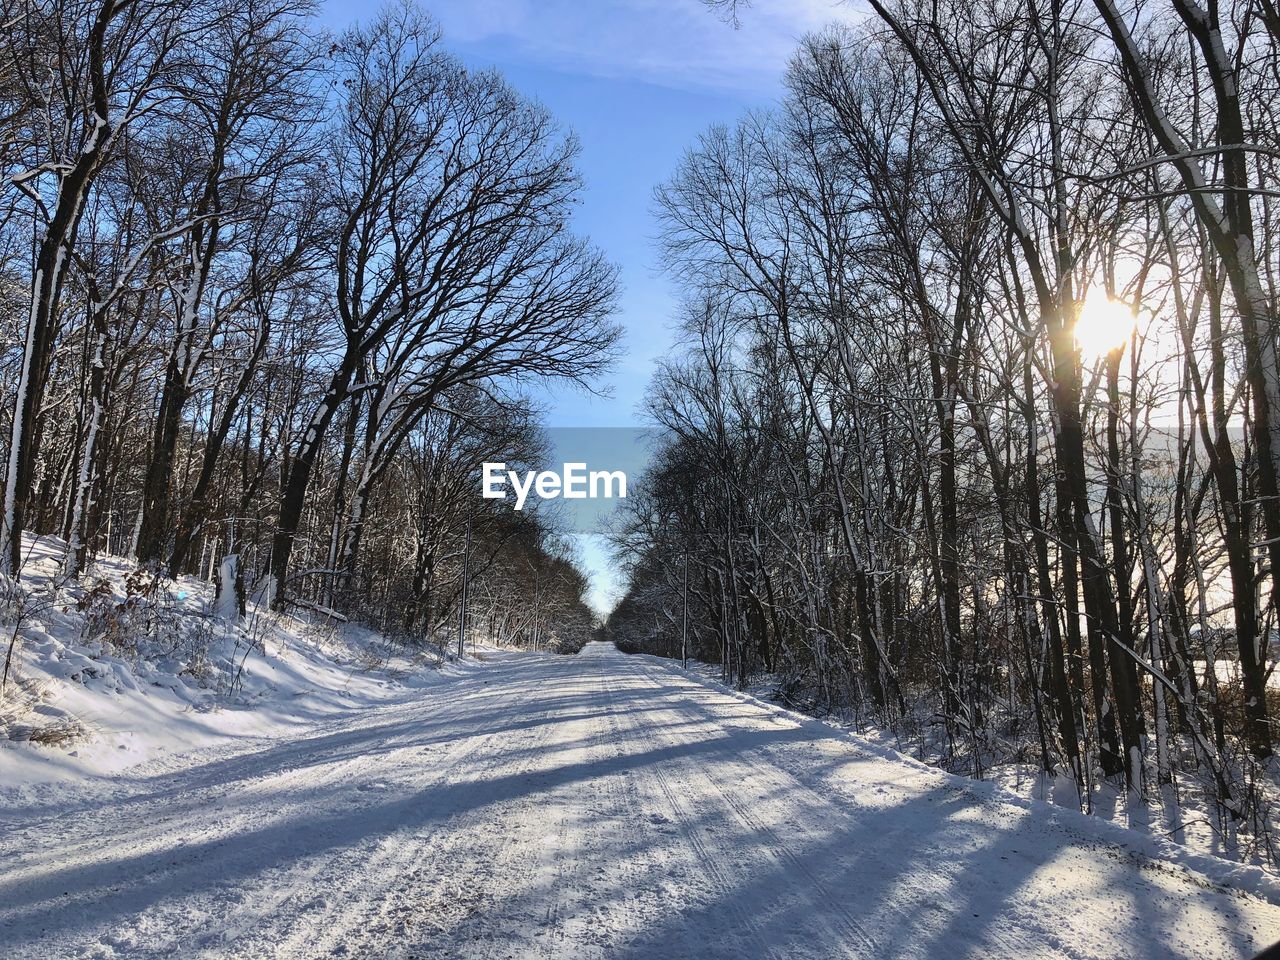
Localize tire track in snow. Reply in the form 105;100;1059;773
621;655;1264;960
595;657;787;960
611;657;880;957
568;647;729;955
3;721;464;958
626;657;1093;960
189;713;516;958
6;644;1280;960
290;665;573;959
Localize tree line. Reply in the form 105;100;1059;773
0;0;614;653
607;0;1280;859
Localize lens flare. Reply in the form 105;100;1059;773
1075;290;1136;361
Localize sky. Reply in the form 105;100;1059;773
318;0;856;612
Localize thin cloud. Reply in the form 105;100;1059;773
426;0;854;95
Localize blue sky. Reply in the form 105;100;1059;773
318;0;855;611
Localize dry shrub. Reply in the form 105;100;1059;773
0;676;87;748
77;566;183;656
26;717;87;747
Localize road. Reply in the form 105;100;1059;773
2;642;1277;959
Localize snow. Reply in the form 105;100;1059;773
685;656;1280;874
215;554;241;622
0;536;472;796
3;626;1280;957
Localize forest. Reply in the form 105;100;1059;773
606;0;1280;862
4;0;1280;955
0;0;612;659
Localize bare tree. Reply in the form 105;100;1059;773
262;5;618;608
1;0;207;575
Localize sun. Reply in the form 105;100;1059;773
1075;290;1137;362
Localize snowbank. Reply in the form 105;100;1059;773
660;653;1280;906
0;536;484;804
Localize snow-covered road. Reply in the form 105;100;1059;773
3;641;1278;959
